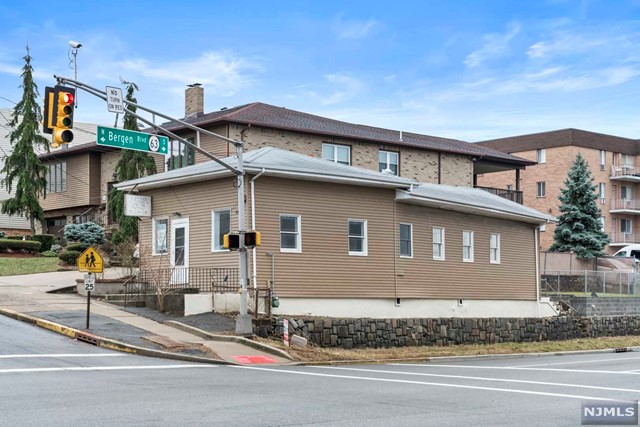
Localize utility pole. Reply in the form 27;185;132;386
54;76;254;336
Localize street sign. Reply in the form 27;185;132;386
96;126;169;155
84;273;95;292
77;246;104;273
106;86;124;114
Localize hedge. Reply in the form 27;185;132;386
6;236;24;240
65;242;84;252
31;234;56;252
0;239;42;253
58;250;81;264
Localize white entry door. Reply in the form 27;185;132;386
170;218;189;284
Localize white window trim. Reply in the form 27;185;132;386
599;183;606;199
322;143;351;165
537;149;546;164
280;214;302;253
211;209;231;253
399;223;413;259
490;233;501;264
379;150;399;176
432;227;445;261
462;230;474;263
537;181;546;198
152;217;169;256
348;219;368;256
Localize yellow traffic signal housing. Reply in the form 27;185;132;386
223;233;240;250
244;231;261;248
42;86;55;134
52;86;75;146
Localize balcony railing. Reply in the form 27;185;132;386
611;165;639;178
609;231;640;245
611;198;640;211
474;186;523;204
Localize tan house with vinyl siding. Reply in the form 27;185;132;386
118;147;556;318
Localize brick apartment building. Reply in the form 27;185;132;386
476;128;639;253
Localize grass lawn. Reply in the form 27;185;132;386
255;336;640;363
0;257;60;276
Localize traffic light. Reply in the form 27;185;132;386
51;87;75;147
244;231;261;248
42;86;55;134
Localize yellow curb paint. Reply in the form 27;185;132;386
99;342;137;354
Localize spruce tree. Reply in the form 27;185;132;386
0;46;49;235
109;82;157;245
549;153;609;259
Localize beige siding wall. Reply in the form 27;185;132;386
89;153;102;206
172;124;231;166
224;124;473;186
41;154;91;210
396;204;537;300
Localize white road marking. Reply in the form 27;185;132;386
0;353;126;359
0;364;217;374
233;366;619;401
518;355;640;368
390;363;640;375
312;366;640;394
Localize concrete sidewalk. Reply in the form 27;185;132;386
0;269;291;365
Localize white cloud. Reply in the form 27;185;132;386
319;73;364;105
464;22;521;68
333;17;379;39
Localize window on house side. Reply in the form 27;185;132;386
536;181;546;198
463;231;474;262
348;219;368;256
600;150;606;168
379;150;399;176
152;218;168;255
536;149;546;164
490;233;501;264
432;227;445;260
599;183;606;199
399;223;412;258
212;209;231;252
46;161;67;193
621;219;633;235
322;143;351;165
280;215;301;252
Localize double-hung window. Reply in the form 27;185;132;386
621;219;633;236
280;215;301;252
537;181;546;198
432;227;445;260
600;150;606;170
462;231;474;262
399;223;412;258
379;150;399;175
348;219;368;256
152;218;168;255
46;162;67;193
212;209;231;252
536;149;546;164
322;143;351;165
490;233;501;264
599;183;606;199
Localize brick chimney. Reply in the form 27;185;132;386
185;83;204;118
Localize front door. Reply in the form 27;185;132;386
170;218;189;284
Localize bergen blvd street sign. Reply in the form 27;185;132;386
96;125;169;154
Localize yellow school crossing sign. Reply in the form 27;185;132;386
77;246;104;273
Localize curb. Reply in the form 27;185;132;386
0;307;233;366
163;320;294;361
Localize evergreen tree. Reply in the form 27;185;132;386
109;82;156;244
0;46;49;235
549;153;609;259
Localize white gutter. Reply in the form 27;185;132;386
250;169;267;289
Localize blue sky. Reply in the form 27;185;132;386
1;0;640;141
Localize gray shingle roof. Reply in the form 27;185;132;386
159;102;533;166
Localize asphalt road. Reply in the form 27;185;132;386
1;315;640;426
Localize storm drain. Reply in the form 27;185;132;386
76;332;100;346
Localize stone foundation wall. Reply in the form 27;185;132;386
258;316;640;349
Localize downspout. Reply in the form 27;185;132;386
393;200;398;304
535;225;541;318
250;168;266;289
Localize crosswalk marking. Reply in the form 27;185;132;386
0;353;126;359
0;364;217;374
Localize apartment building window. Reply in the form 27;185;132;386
599;183;606;200
379;150;399;175
348;219;368;256
399;223;412;258
46;161;67;193
536;181;546;198
506;184;513;191
490;233;501;264
211;209;231;252
152;218;168;255
280;215;301;253
322;143;351;165
600;217;605;232
536;149;546;164
432;227;445;260
166;138;196;171
462;231;474;262
622;185;633;201
600;150;606;170
621;153;634;166
621;219;633;236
